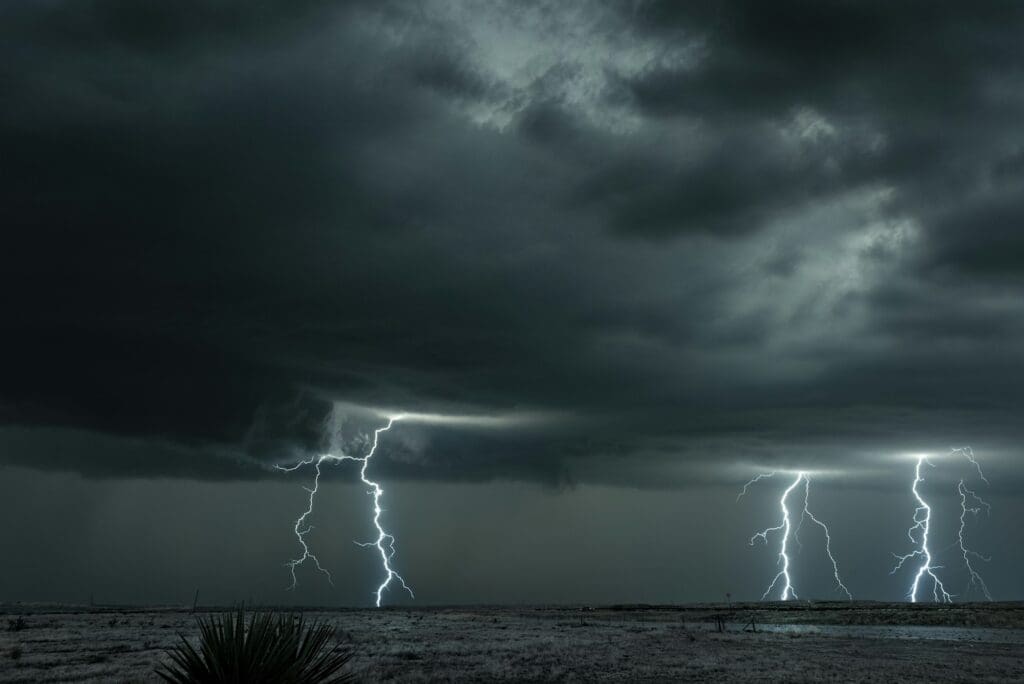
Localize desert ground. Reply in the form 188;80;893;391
3;602;1024;682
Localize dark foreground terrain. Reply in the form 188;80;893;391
2;602;1024;682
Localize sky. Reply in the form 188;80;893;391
2;0;1023;607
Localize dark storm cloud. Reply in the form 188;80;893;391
3;0;1024;485
624;2;1021;117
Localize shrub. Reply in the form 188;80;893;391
6;617;26;632
155;608;353;683
8;646;22;661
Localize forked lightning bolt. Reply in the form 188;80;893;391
747;474;801;600
742;471;851;601
952;447;993;600
891;455;951;602
957;479;992;600
276;415;413;607
737;472;775;501
353;417;414;607
276;452;343;588
892;449;994;602
796;475;853;600
953;446;989;485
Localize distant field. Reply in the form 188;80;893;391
3;603;1024;682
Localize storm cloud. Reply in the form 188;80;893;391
4;0;1024;488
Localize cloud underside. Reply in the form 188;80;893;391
3;0;1024;485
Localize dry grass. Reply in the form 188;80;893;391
1;603;1023;682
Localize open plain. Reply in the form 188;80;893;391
3;602;1024;682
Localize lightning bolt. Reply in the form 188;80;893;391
891;455;952;603
952;446;993;600
797;475;853;600
737;471;776;501
276;414;413;607
275;452;347;588
749;473;801;600
744;471;851;601
953;446;989;485
956;478;992;600
352;417;414;607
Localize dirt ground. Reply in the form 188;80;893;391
3;603;1024;682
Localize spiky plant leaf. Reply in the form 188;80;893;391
155;607;354;683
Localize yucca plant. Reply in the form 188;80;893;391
156;607;354;683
